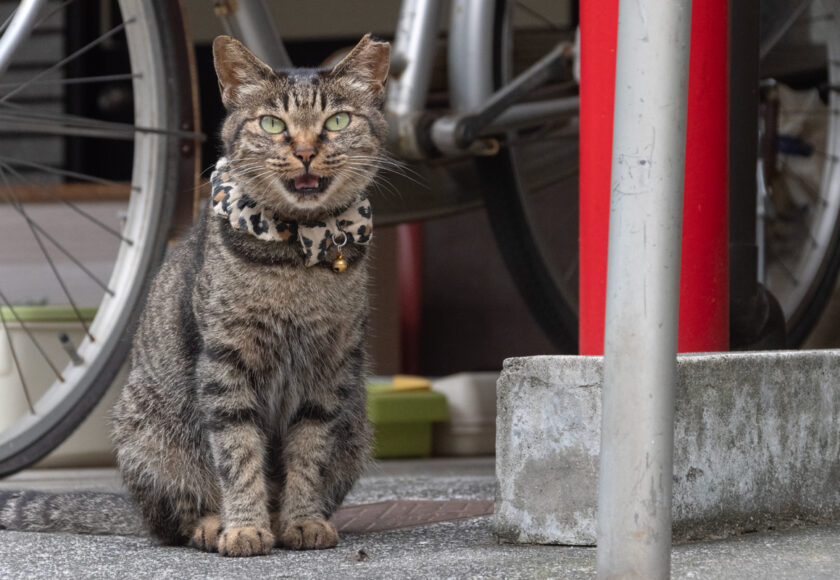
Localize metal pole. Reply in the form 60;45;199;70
596;0;691;578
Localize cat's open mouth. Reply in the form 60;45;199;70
287;173;331;197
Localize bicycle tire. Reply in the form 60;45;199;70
475;0;579;352
0;0;198;476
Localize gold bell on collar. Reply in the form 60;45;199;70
332;251;348;273
331;231;349;273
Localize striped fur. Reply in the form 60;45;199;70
109;35;389;557
0;491;141;535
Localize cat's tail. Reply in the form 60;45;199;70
0;490;146;536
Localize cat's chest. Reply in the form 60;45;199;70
199;246;368;357
225;258;363;318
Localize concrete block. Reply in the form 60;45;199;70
494;351;840;544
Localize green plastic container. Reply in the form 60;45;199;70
366;383;449;458
0;305;97;322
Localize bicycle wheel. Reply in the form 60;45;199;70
0;0;198;476
759;0;840;346
478;0;840;351
471;0;579;352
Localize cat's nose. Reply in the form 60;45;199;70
294;145;317;164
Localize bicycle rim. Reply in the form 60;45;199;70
0;0;197;476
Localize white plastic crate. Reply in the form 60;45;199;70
432;372;498;456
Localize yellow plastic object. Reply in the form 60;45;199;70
391;374;432;392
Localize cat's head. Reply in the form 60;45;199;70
213;34;389;220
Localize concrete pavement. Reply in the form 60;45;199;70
0;458;839;579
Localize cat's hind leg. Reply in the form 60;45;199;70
125;469;224;552
124;480;202;546
188;514;222;552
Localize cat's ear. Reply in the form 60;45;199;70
331;34;390;93
212;35;274;109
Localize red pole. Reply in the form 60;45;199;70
579;1;618;355
397;222;423;374
579;0;729;354
679;0;730;352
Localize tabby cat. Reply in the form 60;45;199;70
108;34;389;556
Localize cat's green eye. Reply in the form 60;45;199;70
324;112;351;132
260;115;286;134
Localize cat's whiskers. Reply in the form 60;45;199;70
351;153;426;182
335;165;401;199
240;171;281;199
230;164;269;178
332;165;377;189
228;158;264;169
251;173;282;196
200;163;218;178
341;161;403;199
236;166;278;186
228;167;269;186
346;155;428;190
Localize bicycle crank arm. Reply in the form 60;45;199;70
430;42;574;155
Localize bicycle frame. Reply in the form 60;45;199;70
387;0;576;159
0;0;47;77
215;0;575;161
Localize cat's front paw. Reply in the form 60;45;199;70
217;526;275;557
280;518;339;550
188;515;222;552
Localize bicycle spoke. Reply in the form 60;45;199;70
761;3;812;59
0;120;142;141
0;155;138;190
765;243;801;285
788;13;835;28
769;109;835;115
0;187;115;295
0;105;203;141
0;7;17;37
0;306;35;415
0;289;64;382
0;161;132;245
0;165;93;341
32;0;74;31
514;1;564;32
0;73;139;89
781;163;834;210
0;19;133;103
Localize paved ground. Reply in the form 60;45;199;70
1;458;840;579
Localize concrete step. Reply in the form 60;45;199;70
495;351;840;544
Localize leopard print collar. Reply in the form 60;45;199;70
210;157;373;267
